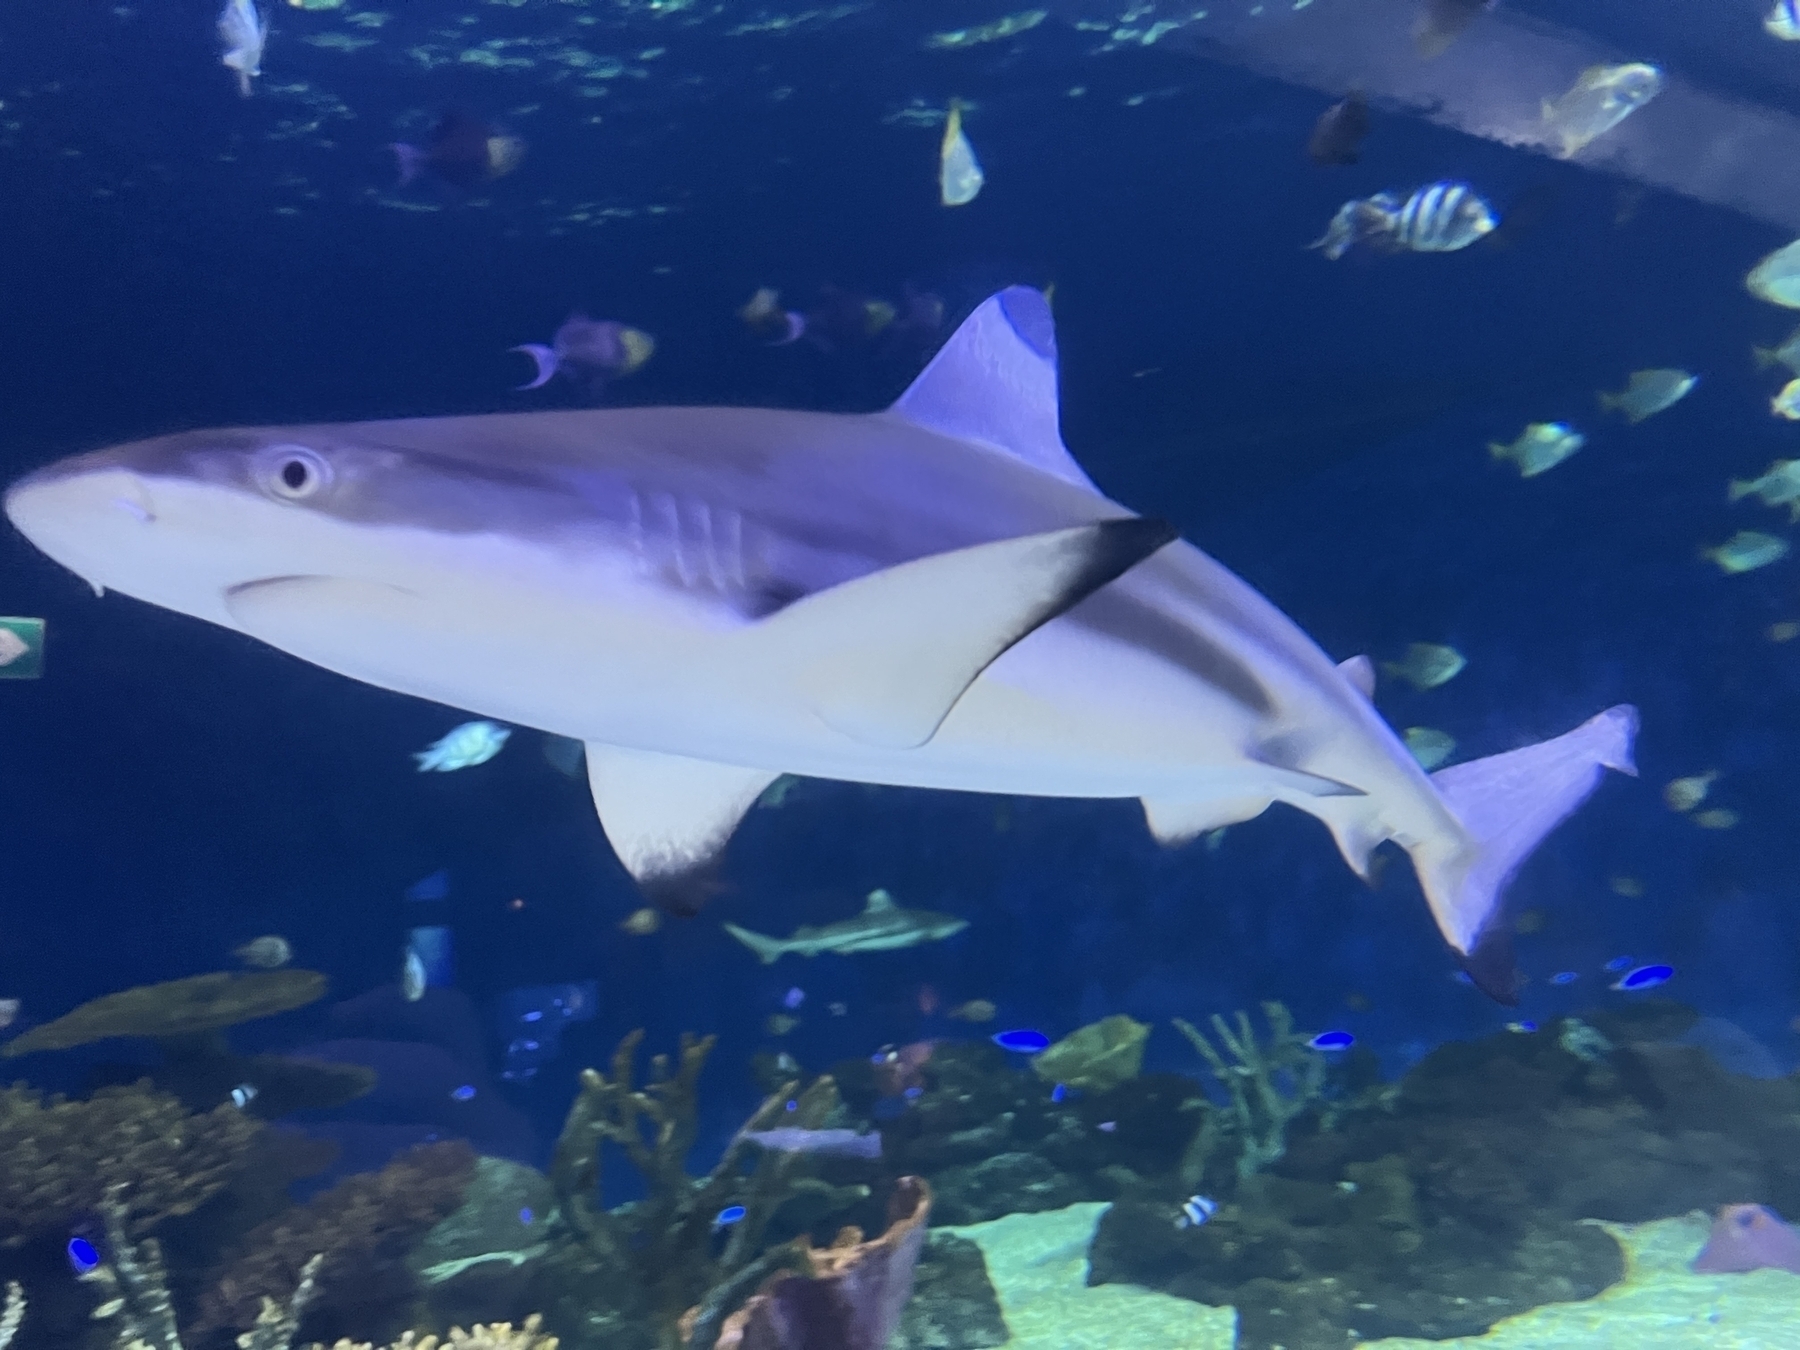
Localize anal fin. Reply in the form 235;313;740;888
585;744;777;915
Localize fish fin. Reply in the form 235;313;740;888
584;744;778;915
1727;478;1752;502
1337;655;1376;697
1487;442;1510;461
1597;391;1619;414
1412;705;1639;1003
863;889;896;912
723;922;787;964
1140;794;1273;846
1306;795;1388;880
887;286;1099;493
1753;346;1777;370
510;344;559;391
745;518;1176;750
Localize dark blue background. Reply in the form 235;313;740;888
1;0;1796;1168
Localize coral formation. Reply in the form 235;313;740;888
887;1231;1008;1350
1089;1001;1800;1349
194;1140;477;1344
534;1030;858;1350
1175;1002;1325;1177
79;1187;186;1350
1031;1016;1149;1093
0;1080;260;1244
3;970;328;1056
688;1176;931;1350
305;1313;558;1350
0;1281;22;1350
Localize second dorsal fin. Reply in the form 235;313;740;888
887;287;1099;493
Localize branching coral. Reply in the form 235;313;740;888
0;1281;23;1350
305;1313;558;1350
194;1140;476;1340
1175;1001;1325;1177
78;1188;184;1350
0;1081;261;1245
547;1030;845;1349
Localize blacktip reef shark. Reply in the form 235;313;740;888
3;287;1635;1002
724;888;969;963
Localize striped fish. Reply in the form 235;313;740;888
1175;1195;1218;1229
1769;0;1800;40
1311;181;1496;260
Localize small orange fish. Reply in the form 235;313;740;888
620;907;660;936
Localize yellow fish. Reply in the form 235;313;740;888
1597;369;1696;423
1489;422;1585;477
939;100;985;206
1730;460;1800;520
1402;727;1457;770
1773;378;1800;420
1662;771;1716;813
1541;63;1664;157
1703;530;1790;574
1381;643;1466;691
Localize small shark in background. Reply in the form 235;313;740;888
2;287;1636;1002
723;889;968;963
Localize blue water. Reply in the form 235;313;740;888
3;1;1800;1344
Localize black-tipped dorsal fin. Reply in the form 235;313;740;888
887;287;1099;493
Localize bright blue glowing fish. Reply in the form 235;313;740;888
1605;955;1634;972
1611;963;1674;992
1309;1030;1355;1051
713;1205;747;1230
1550;971;1579;985
991;1029;1050;1053
67;1236;100;1274
450;1084;477;1102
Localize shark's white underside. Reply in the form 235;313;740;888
3;288;1636;997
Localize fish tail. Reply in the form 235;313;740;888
1596;391;1619;414
723;922;786;964
1728;479;1752;502
1486;442;1509;461
1753;345;1777;370
1411;706;1638;1003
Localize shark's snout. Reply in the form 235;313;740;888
6;458;156;566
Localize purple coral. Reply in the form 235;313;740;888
1692;1203;1800;1275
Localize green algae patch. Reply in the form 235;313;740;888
947;1201;1236;1348
1360;1213;1800;1349
3;969;328;1055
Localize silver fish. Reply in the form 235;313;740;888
1312;182;1496;260
739;1127;883;1158
1;288;1635;1001
724;889;967;962
217;0;267;98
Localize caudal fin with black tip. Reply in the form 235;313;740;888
1413;705;1639;1003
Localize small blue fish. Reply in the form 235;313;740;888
1309;1030;1355;1051
519;1207;535;1224
1604;955;1633;972
229;1083;258;1109
783;986;805;1010
1550;971;1579;986
1506;1020;1539;1034
713;1205;747;1230
1175;1195;1218;1229
1097;1120;1117;1133
1612;963;1674;992
1050;1083;1068;1104
991;1028;1050;1053
450;1084;477;1102
406;869;451;902
67;1236;100;1274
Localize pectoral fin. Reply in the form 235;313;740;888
746;518;1176;750
585;744;778;915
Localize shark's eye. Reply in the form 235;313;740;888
257;445;332;501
